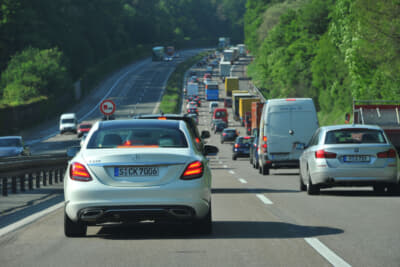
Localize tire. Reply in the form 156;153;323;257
193;207;212;235
299;171;307;191
387;183;400;195
249;156;253;165
64;212;87;237
232;155;237;160
261;164;269;175
306;169;319;195
221;140;224;144
373;184;386;194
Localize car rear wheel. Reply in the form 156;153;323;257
299;171;307;191
261;164;269;175
64;212;87;237
306;169;319;195
373;185;386;194
232;155;237;160
193;207;212;235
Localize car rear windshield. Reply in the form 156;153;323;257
0;138;21;147
324;129;387;144
79;124;92;128
237;137;253;144
87;127;188;148
62;119;75;124
215;111;227;117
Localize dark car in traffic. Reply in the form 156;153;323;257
221;128;238;144
213;121;227;134
232;136;254;160
249;135;259;168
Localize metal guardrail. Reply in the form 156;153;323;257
0;154;69;196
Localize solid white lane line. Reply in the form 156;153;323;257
256;194;273;205
238;178;247;184
305;238;351;267
229;170;235;175
0;202;64;238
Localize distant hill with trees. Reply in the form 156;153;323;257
0;0;246;107
244;0;400;124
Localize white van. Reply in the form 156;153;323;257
257;98;319;175
209;102;219;113
59;113;78;134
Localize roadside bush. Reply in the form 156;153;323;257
0;47;72;106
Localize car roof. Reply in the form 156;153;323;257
223;128;236;131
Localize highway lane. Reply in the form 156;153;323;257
28;49;199;155
0;54;399;266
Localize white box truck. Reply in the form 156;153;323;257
257;98;319;175
219;61;232;79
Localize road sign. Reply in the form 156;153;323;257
100;99;116;116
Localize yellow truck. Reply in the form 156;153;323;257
225;77;239;97
239;98;260;126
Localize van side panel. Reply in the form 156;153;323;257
262;99;318;163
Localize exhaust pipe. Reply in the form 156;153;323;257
80;209;104;222
169;208;192;218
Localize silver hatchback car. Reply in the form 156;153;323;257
64;119;218;237
299;124;400;195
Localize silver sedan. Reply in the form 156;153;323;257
299;124;400;195
64;119;218;237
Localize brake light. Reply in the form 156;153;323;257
195;137;201;143
244;136;251;139
158;117;167;120
315;150;337;159
234;144;239;148
377;149;397;158
263;136;267;142
181;161;203;180
70;162;92;182
223;133;227;136
286;98;296;101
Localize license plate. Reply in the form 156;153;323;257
343;155;370;162
114;167;159;177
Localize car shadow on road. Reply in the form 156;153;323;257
95;221;343;240
318;189;400;197
211;188;298;194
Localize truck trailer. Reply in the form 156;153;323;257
352;100;400;152
225;77;239;96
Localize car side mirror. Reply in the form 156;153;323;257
67;146;81;158
204;145;219;156
201;130;210;139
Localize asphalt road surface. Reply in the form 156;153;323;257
0;54;399;267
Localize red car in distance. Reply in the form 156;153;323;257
77;123;92;138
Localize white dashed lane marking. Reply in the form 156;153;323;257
229;170;235;175
305;238;352;267
238;178;247;184
256;194;273;205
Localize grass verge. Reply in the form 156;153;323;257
159;52;208;114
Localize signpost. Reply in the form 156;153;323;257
100;99;116;120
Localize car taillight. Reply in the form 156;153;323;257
223;133;227;136
181;161;203;180
315;150;337;159
377;149;397;158
262;136;268;153
70;162;92;182
195;137;201;143
234;144;239;148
